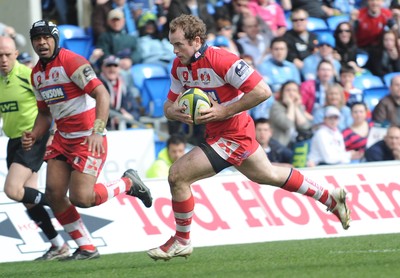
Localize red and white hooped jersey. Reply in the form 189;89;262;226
31;48;102;138
168;46;263;137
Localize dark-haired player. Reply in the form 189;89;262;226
22;20;152;260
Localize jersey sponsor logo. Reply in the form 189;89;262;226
200;72;211;85
40;86;66;104
82;66;96;82
0;101;18;113
235;61;250;77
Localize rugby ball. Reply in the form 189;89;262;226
178;88;211;125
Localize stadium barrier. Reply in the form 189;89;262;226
0;130;399;262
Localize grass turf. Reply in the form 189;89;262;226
1;233;399;278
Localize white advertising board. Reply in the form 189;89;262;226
1;160;399;263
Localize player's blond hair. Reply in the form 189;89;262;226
169;14;207;44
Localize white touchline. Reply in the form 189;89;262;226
330;249;400;254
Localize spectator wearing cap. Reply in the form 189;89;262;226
163;0;217;40
94;8;142;71
99;55;143;130
307;105;359;166
91;0;138;44
301;32;341;81
17;52;34;68
136;11;175;69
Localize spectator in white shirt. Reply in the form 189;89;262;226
307;106;357;166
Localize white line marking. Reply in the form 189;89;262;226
330;249;400;254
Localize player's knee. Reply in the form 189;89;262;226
168;164;182;186
4;185;22;201
69;196;93;208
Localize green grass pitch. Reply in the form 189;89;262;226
1;233;399;278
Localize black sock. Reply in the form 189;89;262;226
26;205;58;241
22;187;50;206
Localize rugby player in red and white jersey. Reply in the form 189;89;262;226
147;14;351;261
21;20;152;260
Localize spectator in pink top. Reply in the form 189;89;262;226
248;0;287;37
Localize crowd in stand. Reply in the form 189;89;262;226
3;0;400;168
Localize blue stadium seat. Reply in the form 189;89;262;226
131;63;168;91
57;24;86;47
353;75;384;90
63;37;93;59
307;17;328;31
362;87;389;112
139;76;171;130
326;15;350;31
383;72;400;87
141;76;171;117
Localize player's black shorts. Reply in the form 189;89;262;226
199;142;232;173
6;131;50;172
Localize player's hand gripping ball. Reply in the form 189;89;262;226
178;88;211;124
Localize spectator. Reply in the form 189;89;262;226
269;81;314;147
307;106;356;166
280;0;340;18
258;37;301;93
390;2;400;37
91;0;139;43
333;22;364;74
163;0;217;39
302;32;341;81
17;52;34;69
98;55;143;130
301;59;337;114
283;9;318;71
137;11;175;69
364;125;400;161
365;29;400;77
214;0;253;40
254;118;293;167
372;74;400;125
342;102;374;159
351;0;394;54
0;22;26;48
312;83;353;131
237;15;273;66
214;17;242;56
146;134;187;178
248;0;287;37
94;8;142;71
339;65;364;107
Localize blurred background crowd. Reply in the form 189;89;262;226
3;0;400;173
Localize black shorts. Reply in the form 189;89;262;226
199;142;232;174
7;131;50;172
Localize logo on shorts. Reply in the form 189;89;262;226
84;156;102;176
